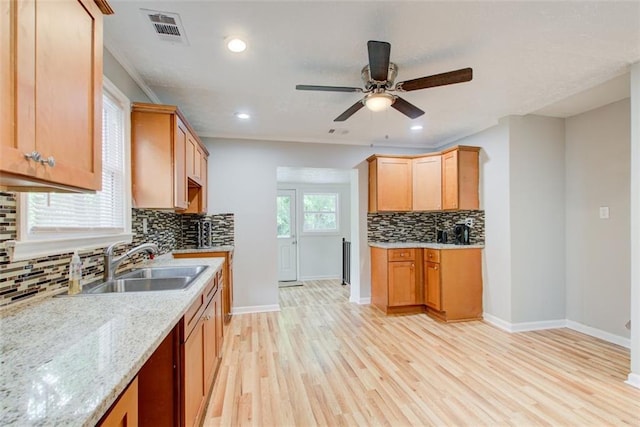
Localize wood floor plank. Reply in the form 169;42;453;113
205;279;640;426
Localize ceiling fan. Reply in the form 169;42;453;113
296;41;473;122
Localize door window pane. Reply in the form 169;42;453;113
277;195;291;238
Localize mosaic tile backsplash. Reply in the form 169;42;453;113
0;193;234;307
368;210;485;244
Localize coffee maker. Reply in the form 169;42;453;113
453;224;471;245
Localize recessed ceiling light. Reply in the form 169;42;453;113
235;112;250;120
226;37;247;53
410;125;423;131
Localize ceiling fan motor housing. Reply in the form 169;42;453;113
362;63;398;90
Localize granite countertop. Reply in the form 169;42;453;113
0;256;224;427
173;245;234;254
369;241;485;249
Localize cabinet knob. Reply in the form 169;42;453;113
40;156;55;167
24;151;42;162
434;265;439;270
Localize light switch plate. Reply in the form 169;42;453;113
599;206;610;219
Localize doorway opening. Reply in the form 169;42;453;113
276;167;358;300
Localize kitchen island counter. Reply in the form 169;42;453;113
0;256;224;427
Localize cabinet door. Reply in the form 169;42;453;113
184;321;205;427
376;157;412;211
425;261;442;310
388;261;417;306
174;118;188;210
186;134;196;181
203;299;216;386
99;377;139;427
1;0;102;191
214;286;223;358
413;156;442;211
442;150;459;210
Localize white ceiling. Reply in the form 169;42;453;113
104;1;640;149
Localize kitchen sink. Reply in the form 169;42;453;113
118;265;208;280
81;265;209;294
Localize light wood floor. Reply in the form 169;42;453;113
205;279;640;426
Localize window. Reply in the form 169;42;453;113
8;77;132;261
276;194;292;238
302;193;338;233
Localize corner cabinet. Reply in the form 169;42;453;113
368;156;413;212
0;0;113;192
371;247;423;314
441;146;480;210
423;248;482;322
131;103;209;212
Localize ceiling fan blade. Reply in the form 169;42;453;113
397;68;473;92
334;100;365;122
296;84;362;93
368;40;391;81
391;96;425;119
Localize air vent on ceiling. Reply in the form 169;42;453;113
141;9;189;44
328;128;349;135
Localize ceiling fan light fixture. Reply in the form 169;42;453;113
365;92;394;112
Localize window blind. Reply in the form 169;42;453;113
27;92;126;236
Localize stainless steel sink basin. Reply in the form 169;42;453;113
81;265;209;294
86;277;192;293
118;265;208;280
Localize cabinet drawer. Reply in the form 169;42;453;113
388;248;415;261
182;293;204;342
425;249;440;263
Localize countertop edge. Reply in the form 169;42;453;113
368;242;485;249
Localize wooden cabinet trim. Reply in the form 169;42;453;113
98;377;138;427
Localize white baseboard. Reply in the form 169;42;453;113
483;314;564;332
626;373;640;389
482;313;513;332
358;297;371;305
565;320;630;349
511;319;567;333
483;314;631;349
232;304;281;315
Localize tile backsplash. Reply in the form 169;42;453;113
368;210;485;244
0;192;234;307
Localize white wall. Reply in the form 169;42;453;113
276;183;351;280
629;61;640;387
204;138;421;310
444;120;513;321
565;99;631;338
509;116;566;323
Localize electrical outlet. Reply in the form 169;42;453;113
465;217;474;228
142;218;148;234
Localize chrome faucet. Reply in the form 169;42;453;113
103;241;159;281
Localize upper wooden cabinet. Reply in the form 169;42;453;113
412;155;442;211
368;156;413;212
442;146;480;210
368;146;479;213
0;0;113;192
131;103;209;212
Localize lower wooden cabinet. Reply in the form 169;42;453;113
371;247;423;314
422;248;483;322
372;246;483;322
174;250;234;324
181;270;223;427
98;377;138;427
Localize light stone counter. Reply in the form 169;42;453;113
173;245;234;254
369;241;485;249
0;256;224;427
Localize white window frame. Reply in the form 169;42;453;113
7;77;133;261
300;191;340;235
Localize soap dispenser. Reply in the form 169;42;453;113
68;251;83;295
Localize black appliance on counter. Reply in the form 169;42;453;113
453;224;471;245
436;230;448;243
